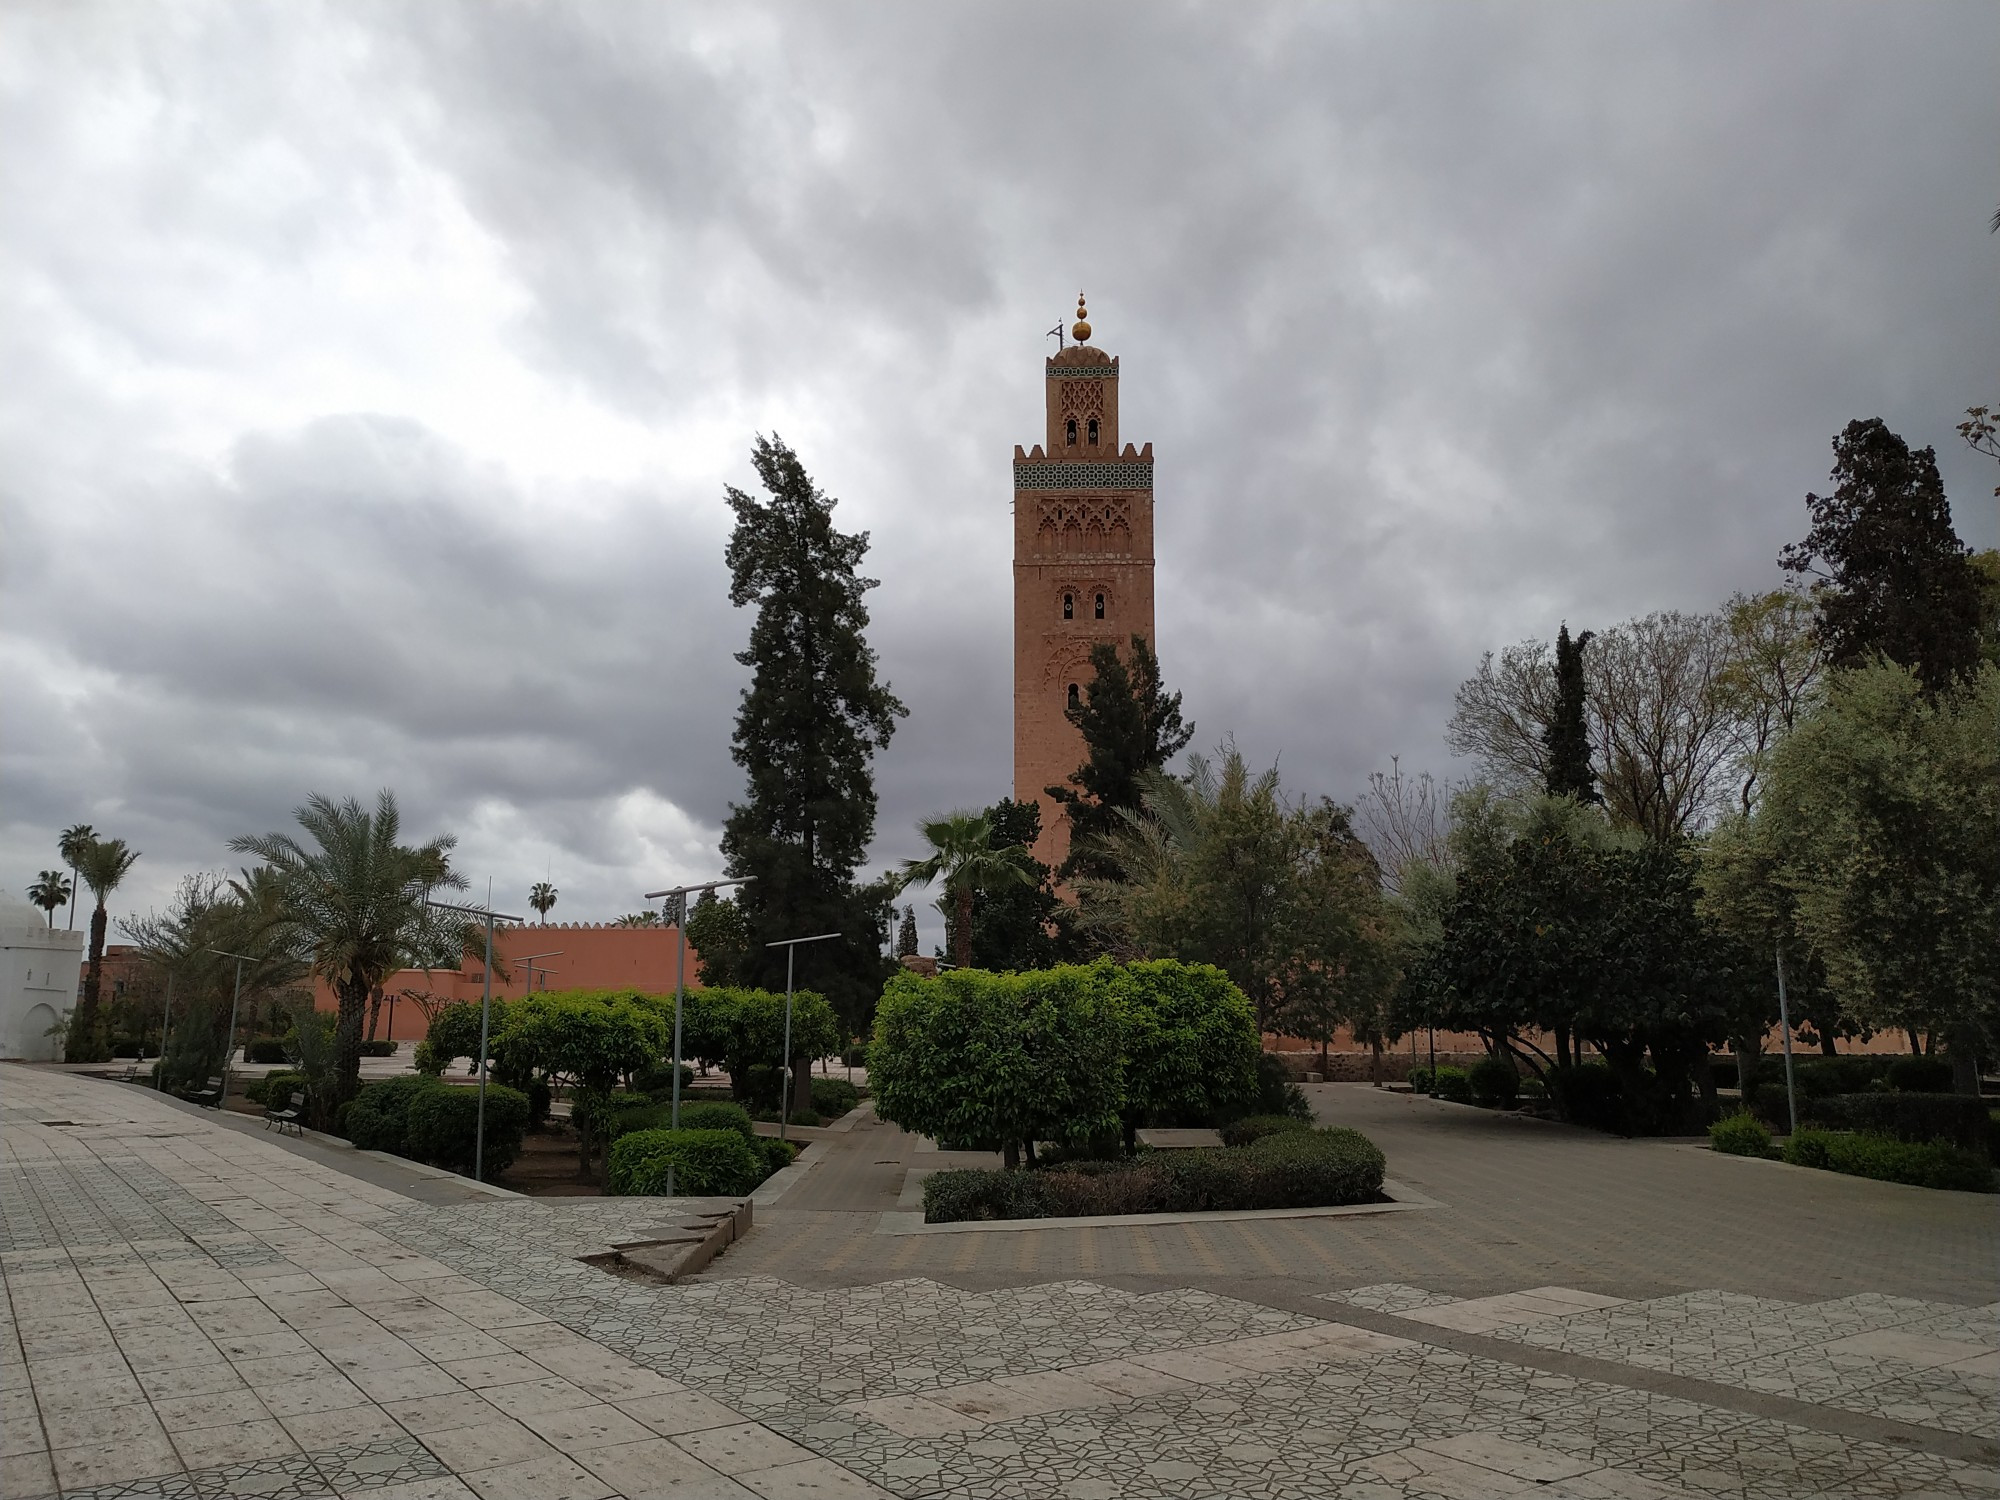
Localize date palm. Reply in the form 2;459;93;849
58;823;94;929
529;881;558;924
72;837;140;1059
28;870;72;927
231;791;463;1108
895;811;1036;969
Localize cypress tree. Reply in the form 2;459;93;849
1542;623;1598;802
895;906;919;959
719;435;906;1032
1780;418;1982;694
1047;634;1193;879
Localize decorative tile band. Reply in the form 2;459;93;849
1014;463;1152;490
1045;362;1118;379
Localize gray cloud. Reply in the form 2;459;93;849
3;1;1996;948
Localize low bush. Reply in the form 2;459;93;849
751;1107;823;1128
246;1039;289;1065
923;1127;1386;1223
1429;1066;1473;1103
341;1075;440;1155
607;1128;765;1196
1517;1075;1547;1102
358;1040;396;1058
1708;1112;1772;1157
404;1083;528;1177
1219;1114;1310;1148
810;1077;860;1119
758;1137;798;1175
1884;1057;1954;1093
1782;1130;1993;1193
1468;1056;1520;1108
247;1071;307;1108
412;1040;449;1076
1253;1051;1315;1122
1804;1092;1989;1152
682;1101;756;1138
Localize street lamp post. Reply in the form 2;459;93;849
1775;940;1800;1137
156;971;174;1088
516;952;563;995
765;932;841;1142
424;899;524;1182
206;949;257;1105
642;878;754;1195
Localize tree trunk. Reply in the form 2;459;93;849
1733;1038;1760;1107
72;903;111;1060
366;986;384;1042
790;1054;813;1116
1554;1026;1573;1070
1371;1036;1384;1086
1002;1139;1019;1171
332;974;368;1111
1820;1030;1838;1057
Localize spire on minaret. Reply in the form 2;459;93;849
1071;292;1091;344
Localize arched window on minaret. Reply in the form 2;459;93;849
1067;683;1080;710
1087;417;1099;446
1062;593;1074;620
1094;593;1105;620
1065;417;1078;446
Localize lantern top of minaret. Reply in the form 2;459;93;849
1070;292;1091;344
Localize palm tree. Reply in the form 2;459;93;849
613;911;661;927
231;791;464;1109
28;871;72;928
529;881;558;924
58;823;94;930
72;837;141;1059
895;811;1037;969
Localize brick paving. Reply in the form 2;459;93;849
4;1065;1996;1499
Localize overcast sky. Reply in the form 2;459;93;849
4;2;1996;949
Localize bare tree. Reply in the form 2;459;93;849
1591;610;1739;841
1716;587;1826;814
1444;638;1556;795
1356;756;1456;895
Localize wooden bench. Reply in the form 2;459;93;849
186;1076;224;1108
118;1064;139;1083
264;1090;306;1136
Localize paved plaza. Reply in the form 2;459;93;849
3;1067;1995;1499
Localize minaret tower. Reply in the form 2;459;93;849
1012;294;1157;871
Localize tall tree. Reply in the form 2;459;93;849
895;906;919;959
58;823;94;930
1542;623;1598;803
27;871;71;928
1591;610;1738;841
1716;587;1825;814
895;811;1037;970
967;799;1072;972
684;890;750;986
70;837;140;1060
719;435;906;1029
528;881;558;924
1356;757;1456;897
1446;639;1558;796
231;791;464;1108
1047;634;1192;879
1780;417;1983;694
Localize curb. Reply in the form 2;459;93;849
875;1178;1444;1235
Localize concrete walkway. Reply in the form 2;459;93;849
5;1067;1996;1500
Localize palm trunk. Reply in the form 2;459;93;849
72;902;111;1060
955;888;974;970
332;973;368;1110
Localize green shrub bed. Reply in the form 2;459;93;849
1804;1092;1989;1152
246;1070;307;1108
922;1126;1386;1223
1781;1130;1993;1193
608;1128;765;1196
1218;1114;1310;1148
341;1076;527;1177
1707;1112;1772;1157
810;1077;861;1119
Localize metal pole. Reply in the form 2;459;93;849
1775;940;1798;1136
475;911;495;1181
781;945;796;1143
668;894;688;1197
1428;1022;1437;1098
224;958;245;1105
157;972;174;1087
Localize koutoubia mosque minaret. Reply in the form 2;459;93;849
1013;294;1157;871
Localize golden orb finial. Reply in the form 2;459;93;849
1071;291;1091;343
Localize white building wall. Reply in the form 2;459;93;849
1;897;84;1061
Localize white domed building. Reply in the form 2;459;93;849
1;895;83;1060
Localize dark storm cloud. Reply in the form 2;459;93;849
3;1;1996;938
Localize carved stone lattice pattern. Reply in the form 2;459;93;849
1014;462;1150;490
1060;380;1106;419
1034;498;1134;555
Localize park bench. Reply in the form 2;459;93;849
186;1076;224;1108
264;1090;307;1137
118;1064;139;1083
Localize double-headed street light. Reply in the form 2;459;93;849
517;951;563;994
766;932;841;1142
205;948;258;1103
642;878;754;1195
424;898;524;1182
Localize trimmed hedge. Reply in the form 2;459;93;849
405;1083;529;1177
608;1099;755;1142
809;1077;861;1119
1804;1092;1989;1152
922;1127;1386;1223
758;1137;798;1175
607;1128;764;1196
1782;1130;1993;1193
342;1076;440;1154
1884;1057;1954;1093
247;1071;307;1108
1708;1112;1771;1157
1219;1114;1310;1148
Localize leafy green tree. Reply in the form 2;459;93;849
1542;623;1598;803
720;435;905;1031
528;882;558;923
1717;588;1825;814
1108;960;1261;1144
1780;418;1984;694
682;986;840;1112
231;791;464;1110
967;799;1073;972
69;837;141;1060
495;990;668;1175
58;823;93;930
1048;634;1192;879
1751;662;1998;1092
684;891;750;987
896;810;1037;970
27;871;70;927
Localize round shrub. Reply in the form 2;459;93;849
758;1137;798;1175
809;1077;861;1119
607;1128;764;1196
342;1075;443;1155
1468;1056;1520;1108
403;1083;529;1177
1219;1114;1311;1148
247;1070;307;1107
1240;1126;1386;1206
680;1100;756;1138
1708;1112;1772;1157
1430;1066;1473;1103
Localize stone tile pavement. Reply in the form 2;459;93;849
5;1065;1997;1500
